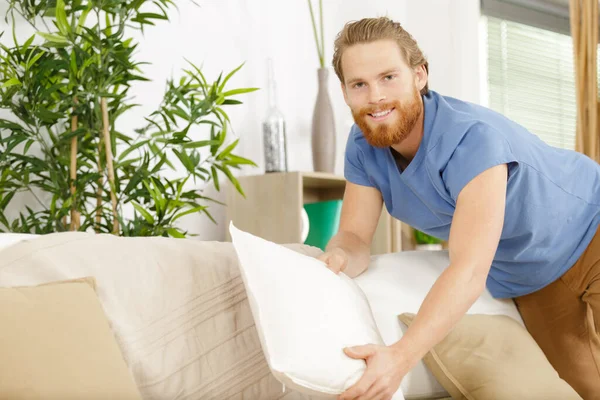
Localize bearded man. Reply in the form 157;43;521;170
317;16;600;400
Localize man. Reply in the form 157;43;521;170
318;16;600;400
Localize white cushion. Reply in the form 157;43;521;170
229;223;405;399
354;250;524;399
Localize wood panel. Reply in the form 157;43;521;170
225;172;302;243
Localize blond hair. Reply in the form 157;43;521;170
332;17;429;95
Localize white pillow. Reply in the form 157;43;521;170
354;250;524;399
229;223;405;399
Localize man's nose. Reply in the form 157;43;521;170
368;84;386;104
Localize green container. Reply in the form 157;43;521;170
303;199;343;251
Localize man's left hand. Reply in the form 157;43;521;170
338;344;409;400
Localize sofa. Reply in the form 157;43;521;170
0;231;580;399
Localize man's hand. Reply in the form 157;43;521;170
337;344;408;400
317;248;349;274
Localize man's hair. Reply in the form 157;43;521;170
332;17;429;95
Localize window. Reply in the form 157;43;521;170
484;16;578;150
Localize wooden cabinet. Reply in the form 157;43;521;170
225;171;415;254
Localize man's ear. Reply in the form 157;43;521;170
414;64;428;92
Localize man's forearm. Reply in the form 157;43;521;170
325;231;371;278
391;262;487;367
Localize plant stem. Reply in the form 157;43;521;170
69;97;80;230
307;0;323;67
319;0;325;68
101;97;119;234
95;131;104;232
24;183;48;212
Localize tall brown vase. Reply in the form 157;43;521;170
311;68;336;173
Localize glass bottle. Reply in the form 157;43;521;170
262;58;288;173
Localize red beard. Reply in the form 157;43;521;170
352;87;422;148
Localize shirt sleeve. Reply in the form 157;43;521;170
343;126;374;187
442;124;517;202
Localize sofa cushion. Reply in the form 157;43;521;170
353;250;524;399
0;277;141;400
398;313;582;400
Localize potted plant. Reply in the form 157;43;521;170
413;229;443;251
0;0;258;237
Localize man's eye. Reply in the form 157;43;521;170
384;75;394;81
354;82;364;88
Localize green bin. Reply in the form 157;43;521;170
303;199;343;251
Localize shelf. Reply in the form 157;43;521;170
225;171;406;255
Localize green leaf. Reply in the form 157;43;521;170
23;139;35;154
224;154;258;167
70;50;77;76
167;227;185;238
197;120;221;127
105;13;113;37
122;168;146;196
216;164;245;197
20;35;35;55
171;105;189;121
2;77;21;88
0;191;15;210
132;201;155;224
221;87;259;97
201;207;217;224
218;62;245;93
211;166;220;191
55;0;70;36
26;50;45;70
215;107;231;123
76;5;92;34
216;138;239;160
181;140;220;149
173;88;189;108
37;32;68;44
172;149;195;173
149;142;175;169
221;99;243;105
136;12;169;22
172;206;206;222
117;139;150;161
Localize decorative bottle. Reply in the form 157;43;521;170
262;59;288;173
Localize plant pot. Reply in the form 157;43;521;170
311;68;336;173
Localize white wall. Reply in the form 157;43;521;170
0;0;482;240
404;0;482;104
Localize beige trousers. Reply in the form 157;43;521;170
514;226;600;399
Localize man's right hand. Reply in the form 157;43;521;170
317;248;349;275
314;182;383;278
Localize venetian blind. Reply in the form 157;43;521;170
485;16;578;149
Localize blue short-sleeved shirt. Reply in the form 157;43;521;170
344;90;600;298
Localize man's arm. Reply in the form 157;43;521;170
391;163;508;368
319;181;383;278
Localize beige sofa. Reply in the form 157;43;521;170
0;231;359;400
0;230;584;400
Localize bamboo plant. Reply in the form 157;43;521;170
307;0;325;68
0;0;258;237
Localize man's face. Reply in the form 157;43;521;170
341;39;425;148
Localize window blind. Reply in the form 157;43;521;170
485;16;578;149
